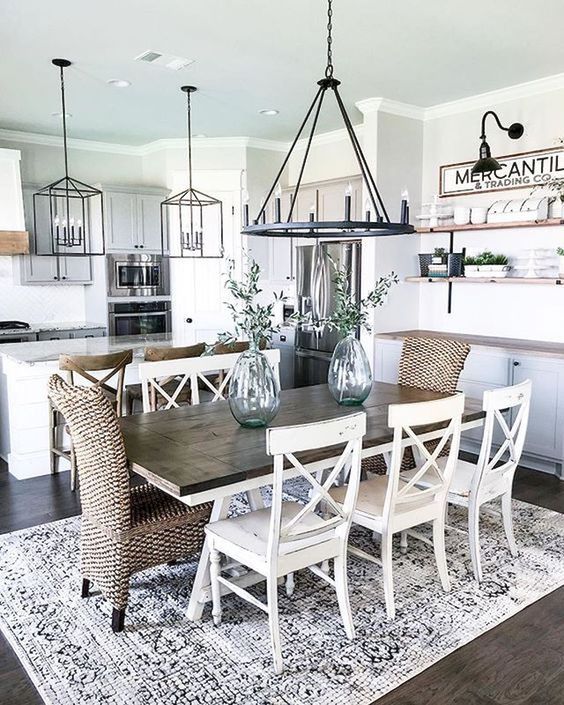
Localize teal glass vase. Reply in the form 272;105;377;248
328;335;372;405
228;344;280;428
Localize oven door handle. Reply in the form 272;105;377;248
110;312;169;318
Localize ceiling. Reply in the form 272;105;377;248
2;0;564;145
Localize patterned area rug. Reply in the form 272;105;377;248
0;485;563;705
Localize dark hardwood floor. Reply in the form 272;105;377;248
0;460;562;705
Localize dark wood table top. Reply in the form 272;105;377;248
121;382;483;500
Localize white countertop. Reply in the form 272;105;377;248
0;321;105;337
0;332;191;366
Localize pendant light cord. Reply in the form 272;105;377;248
325;0;334;78
186;90;193;192
59;65;69;179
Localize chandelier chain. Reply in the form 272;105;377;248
325;0;334;78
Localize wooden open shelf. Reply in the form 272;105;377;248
406;276;563;286
416;218;564;234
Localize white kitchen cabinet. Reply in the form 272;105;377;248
511;355;564;461
20;187;93;284
104;187;168;253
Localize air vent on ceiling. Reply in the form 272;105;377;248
134;50;194;71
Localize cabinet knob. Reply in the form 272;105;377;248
139;244;144;248
134;244;139;249
513;361;521;367
61;276;67;280
53;276;58;280
185;317;193;323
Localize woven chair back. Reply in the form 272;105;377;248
58;349;133;416
398;337;470;394
48;374;131;533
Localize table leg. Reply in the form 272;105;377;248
187;494;232;622
246;488;264;511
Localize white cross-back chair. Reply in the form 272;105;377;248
204;412;366;675
404;380;531;583
138;349;281;412
331;394;464;620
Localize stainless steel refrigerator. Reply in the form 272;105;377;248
294;241;361;387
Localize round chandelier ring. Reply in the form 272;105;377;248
244;221;414;237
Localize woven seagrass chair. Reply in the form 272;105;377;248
125;342;206;414
48;374;212;633
363;337;470;475
50;349;133;491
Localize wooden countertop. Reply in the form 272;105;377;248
374;329;564;359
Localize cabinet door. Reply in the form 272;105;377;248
512;356;564;460
59;256;92;284
318;178;362;221
137;194;164;252
105;192;138;250
20;188;60;283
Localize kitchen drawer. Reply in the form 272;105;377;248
36;330;74;341
459;350;510;386
71;328;106;339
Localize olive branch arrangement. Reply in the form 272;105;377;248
216;256;397;350
316;261;398;337
217;259;299;349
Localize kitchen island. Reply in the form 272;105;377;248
0;332;195;479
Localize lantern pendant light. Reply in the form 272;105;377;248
33;59;105;256
243;0;415;240
161;86;224;259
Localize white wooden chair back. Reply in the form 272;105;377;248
472;380;531;496
139;349;281;412
265;412;366;560
387;394;464;520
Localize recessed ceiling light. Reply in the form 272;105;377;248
51;111;72;119
259;109;279;116
107;78;131;88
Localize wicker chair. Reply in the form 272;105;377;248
48;374;212;633
363;337;470;474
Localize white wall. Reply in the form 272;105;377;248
418;86;564;342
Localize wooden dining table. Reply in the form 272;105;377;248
120;381;484;621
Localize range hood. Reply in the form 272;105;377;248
0;230;29;255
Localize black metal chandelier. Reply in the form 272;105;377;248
33;59;105;256
243;0;414;239
161;86;224;258
471;110;525;175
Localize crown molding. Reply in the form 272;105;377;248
424;72;564;120
355;97;425;121
294;124;364;151
0;128;142;155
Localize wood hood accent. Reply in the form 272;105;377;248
0;230;29;255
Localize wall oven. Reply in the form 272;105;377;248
107;253;170;298
108;301;172;337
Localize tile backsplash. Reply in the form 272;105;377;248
0;257;85;323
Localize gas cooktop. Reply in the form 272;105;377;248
0;320;31;331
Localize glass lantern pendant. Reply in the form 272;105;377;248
242;0;415;240
160;86;224;259
33;59;106;256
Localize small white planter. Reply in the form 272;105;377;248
464;265;511;278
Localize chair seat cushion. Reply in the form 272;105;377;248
205;501;334;556
402;457;477;498
330;475;389;518
130;483;210;529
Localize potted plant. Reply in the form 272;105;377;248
220;260;294;428
317;264;398;405
464;251;511;277
557;247;564;277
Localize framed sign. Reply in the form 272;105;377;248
439;146;564;198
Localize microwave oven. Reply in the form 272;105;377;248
107;253;170;298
